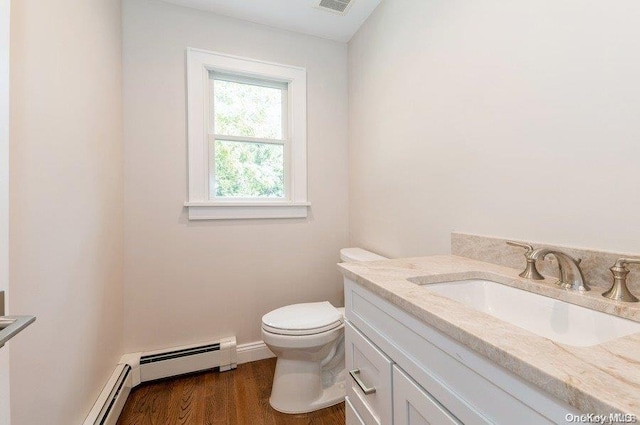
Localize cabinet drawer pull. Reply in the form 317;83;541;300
349;369;376;395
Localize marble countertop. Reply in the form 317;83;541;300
338;255;640;416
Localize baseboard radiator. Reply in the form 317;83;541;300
83;364;133;425
135;336;237;383
84;336;238;425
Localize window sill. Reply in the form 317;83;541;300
184;201;311;220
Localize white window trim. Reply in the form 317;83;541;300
185;48;309;220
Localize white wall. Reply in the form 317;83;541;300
122;0;349;352
349;0;640;257
0;0;10;423
9;0;124;423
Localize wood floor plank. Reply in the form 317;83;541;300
250;359;277;425
190;374;206;424
225;365;240;425
118;377;173;425
203;370;228;425
117;359;345;425
234;359;269;425
165;375;201;424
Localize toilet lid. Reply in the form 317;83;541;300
262;302;344;336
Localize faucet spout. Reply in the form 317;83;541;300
530;248;589;292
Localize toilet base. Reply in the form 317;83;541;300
261;308;346;414
267;352;346;414
269;377;345;414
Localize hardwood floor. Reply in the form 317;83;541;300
117;358;345;425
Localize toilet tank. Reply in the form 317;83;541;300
340;247;387;263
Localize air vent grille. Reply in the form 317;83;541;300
316;0;353;15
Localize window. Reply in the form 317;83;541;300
210;75;286;199
185;48;308;220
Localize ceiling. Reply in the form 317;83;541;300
159;0;382;42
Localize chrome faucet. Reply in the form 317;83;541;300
507;241;589;291
603;258;640;303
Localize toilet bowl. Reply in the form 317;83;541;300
262;302;345;413
261;248;387;414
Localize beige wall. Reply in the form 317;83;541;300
349;0;640;258
9;0;124;423
122;0;349;352
0;0;10;423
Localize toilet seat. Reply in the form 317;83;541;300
263;321;343;336
262;302;343;336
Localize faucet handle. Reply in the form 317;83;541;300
604;258;640;302
613;258;640;269
506;241;544;280
506;241;534;254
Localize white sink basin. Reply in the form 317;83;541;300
425;279;640;347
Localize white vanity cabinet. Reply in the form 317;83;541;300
393;365;461;425
344;278;579;425
346;396;367;425
345;321;393;425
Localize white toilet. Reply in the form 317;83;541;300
261;247;387;414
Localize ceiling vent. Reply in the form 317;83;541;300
314;0;354;15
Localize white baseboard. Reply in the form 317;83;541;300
237;340;274;364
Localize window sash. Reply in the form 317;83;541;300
208;72;289;141
208;73;290;201
212;72;288;91
208;135;290;201
211;134;288;146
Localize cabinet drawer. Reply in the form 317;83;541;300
393;365;461;425
346;396;366;425
345;321;393;425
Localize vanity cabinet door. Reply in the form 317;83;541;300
393;365;461;425
345;321;393;425
346;396;367;425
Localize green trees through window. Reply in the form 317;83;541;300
214;140;284;198
210;78;286;198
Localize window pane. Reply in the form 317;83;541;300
212;79;283;139
212;140;285;198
